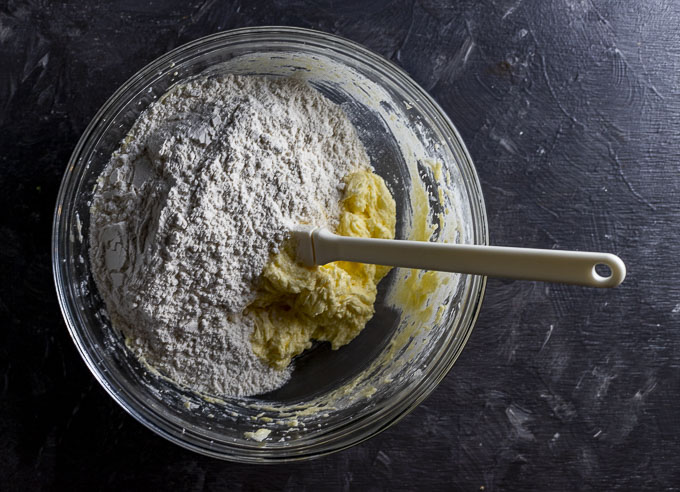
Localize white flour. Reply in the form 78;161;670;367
89;75;369;397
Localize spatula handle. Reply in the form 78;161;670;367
312;228;625;288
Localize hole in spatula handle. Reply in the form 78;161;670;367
594;263;612;279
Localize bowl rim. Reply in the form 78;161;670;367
52;25;488;462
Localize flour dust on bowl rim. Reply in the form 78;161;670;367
52;26;487;462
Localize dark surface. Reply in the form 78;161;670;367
1;0;678;490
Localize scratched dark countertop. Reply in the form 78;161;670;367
1;0;679;490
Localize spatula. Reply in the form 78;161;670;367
292;226;626;288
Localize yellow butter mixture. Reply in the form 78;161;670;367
248;169;396;369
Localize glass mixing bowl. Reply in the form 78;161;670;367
52;27;487;462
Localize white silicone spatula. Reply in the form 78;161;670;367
292;227;626;288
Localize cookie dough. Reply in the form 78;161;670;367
249;170;396;369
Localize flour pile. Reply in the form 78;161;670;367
89;75;370;396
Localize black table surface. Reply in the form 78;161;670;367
2;0;678;489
